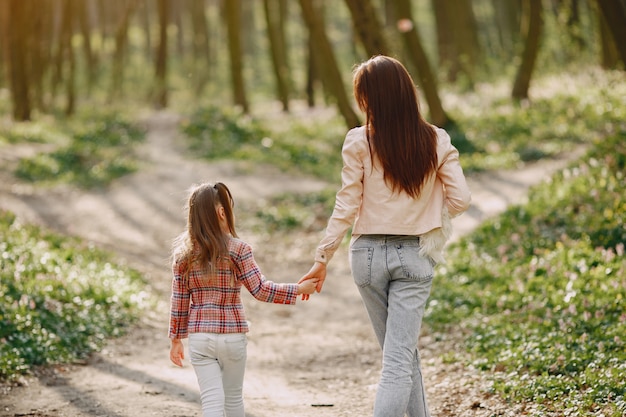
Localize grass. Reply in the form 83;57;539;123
12;113;145;188
180;104;345;183
0;210;151;380
427;130;625;416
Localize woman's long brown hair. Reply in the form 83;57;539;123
172;182;237;280
353;55;438;198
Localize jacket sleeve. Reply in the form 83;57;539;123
168;260;190;339
234;242;298;304
314;128;365;264
436;129;471;218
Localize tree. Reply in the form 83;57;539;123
224;0;249;112
5;0;32;120
392;0;448;127
492;0;522;61
154;0;169;109
57;0;76;116
188;0;211;95
77;0;96;92
598;7;620;69
263;0;291;111
298;0;360;128
110;0;138;101
512;0;543;100
596;0;626;68
343;0;391;57
432;0;481;86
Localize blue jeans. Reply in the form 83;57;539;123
350;235;433;417
189;332;248;417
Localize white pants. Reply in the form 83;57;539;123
189;332;247;417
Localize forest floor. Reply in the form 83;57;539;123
0;109;586;417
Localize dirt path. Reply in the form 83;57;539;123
0;111;585;417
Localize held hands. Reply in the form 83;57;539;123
298;262;327;301
297;278;319;298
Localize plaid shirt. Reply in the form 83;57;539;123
169;237;298;339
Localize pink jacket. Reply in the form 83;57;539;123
315;125;471;264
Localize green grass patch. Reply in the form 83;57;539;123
180;105;344;183
429;131;626;415
14;115;145;188
0;210;150;381
446;70;626;172
240;188;337;233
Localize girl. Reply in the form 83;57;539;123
169;181;318;417
300;56;471;417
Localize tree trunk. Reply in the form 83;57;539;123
512;0;543;100
392;0;448;127
431;0;455;80
5;0;32;120
598;6;620;69
305;29;317;108
343;0;391;57
492;0;521;60
596;0;626;68
298;0;360;128
263;0;291;111
451;0;480;88
28;0;52;112
189;0;211;95
77;0;96;93
224;0;249;112
110;0;138;101
154;0;169;109
61;0;76;116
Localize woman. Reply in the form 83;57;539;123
300;56;471;417
169;182;318;416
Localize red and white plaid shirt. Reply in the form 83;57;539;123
169;237;298;339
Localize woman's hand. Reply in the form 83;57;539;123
298;262;327;300
297;278;319;298
169;339;185;367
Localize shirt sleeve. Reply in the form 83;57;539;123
169;260;191;339
234;242;298;305
436;130;471;218
314;128;365;264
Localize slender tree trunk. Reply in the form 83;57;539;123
154;0;169;109
343;0;390;57
263;0;291;111
189;0;211;95
392;0;448;127
492;0;521;60
298;0;360;128
305;30;317;108
29;0;51;112
110;0;138;101
223;0;249;112
0;2;7;88
5;0;32;120
512;0;543;100
61;0;76;116
77;0;96;93
140;0;152;60
451;0;480;88
596;0;626;68
431;0;455;80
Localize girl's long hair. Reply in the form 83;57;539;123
353;55;438;198
171;182;237;280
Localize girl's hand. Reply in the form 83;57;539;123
297;279;319;298
170;339;185;367
298;262;327;300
